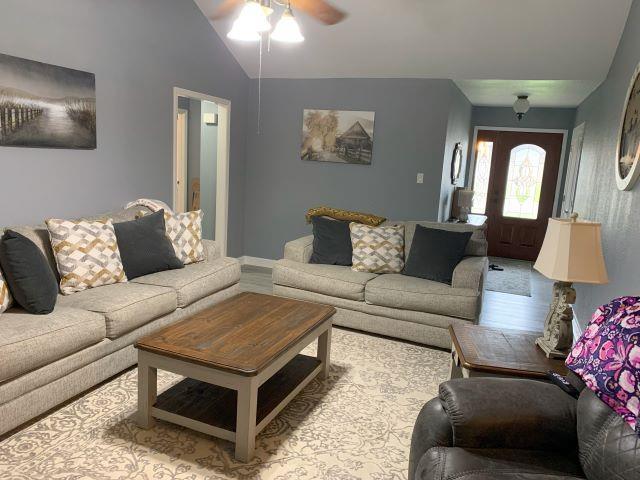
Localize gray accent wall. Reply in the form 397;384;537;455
439;84;473;221
572;0;640;326
243;78;466;260
0;0;248;256
200;101;218;240
186;98;202;210
472;106;577;131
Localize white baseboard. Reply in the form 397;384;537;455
238;256;275;268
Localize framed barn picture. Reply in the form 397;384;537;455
301;109;375;165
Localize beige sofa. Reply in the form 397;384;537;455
273;221;488;349
0;206;241;436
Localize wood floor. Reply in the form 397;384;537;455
239;264;552;335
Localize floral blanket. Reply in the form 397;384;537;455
566;296;640;433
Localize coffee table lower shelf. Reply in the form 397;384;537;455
150;354;322;443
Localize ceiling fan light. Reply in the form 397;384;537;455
237;0;272;32
271;8;304;43
227;18;261;41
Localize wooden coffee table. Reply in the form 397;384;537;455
449;324;568;380
135;292;335;462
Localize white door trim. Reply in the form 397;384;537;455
469;126;568;217
172;87;231;257
175;108;189;212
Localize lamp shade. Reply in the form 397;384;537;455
534;217;608;284
457;189;474;208
271;8;304;43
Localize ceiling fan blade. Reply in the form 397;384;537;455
209;0;244;20
290;0;347;25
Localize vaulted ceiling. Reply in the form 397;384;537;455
194;0;632;107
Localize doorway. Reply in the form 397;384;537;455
470;129;565;261
172;88;230;256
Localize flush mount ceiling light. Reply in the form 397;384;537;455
513;95;531;121
211;0;346;44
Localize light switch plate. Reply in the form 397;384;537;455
417;173;424;184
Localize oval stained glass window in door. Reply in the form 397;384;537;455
502;144;546;219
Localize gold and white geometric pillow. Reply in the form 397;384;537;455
350;223;405;274
164;210;205;265
46;218;128;295
0;269;12;314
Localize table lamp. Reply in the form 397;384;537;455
533;213;608;358
457;189;474;222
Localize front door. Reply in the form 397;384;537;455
471;130;564;261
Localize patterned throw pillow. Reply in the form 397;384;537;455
350;223;405;273
0;269;12;314
46;218;127;295
164;210;205;265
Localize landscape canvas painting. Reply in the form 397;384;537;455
301;109;375;164
0;53;96;149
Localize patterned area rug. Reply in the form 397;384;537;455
486;256;533;297
0;328;449;480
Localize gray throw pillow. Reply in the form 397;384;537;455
113;210;184;280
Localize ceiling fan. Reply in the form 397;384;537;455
210;0;347;43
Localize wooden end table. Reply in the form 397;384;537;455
135;292;335;462
449;324;568;380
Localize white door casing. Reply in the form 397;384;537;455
172;87;230;257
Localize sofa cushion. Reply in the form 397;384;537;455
46;218;128;295
0;268;12;314
164;210;205;265
273;259;377;301
57;282;176;339
132;258;240;308
1;225;59;279
0;306;105;382
404;221;487;258
0;230;59;314
350;223;405;273
403;225;472;285
113;210;184;280
309;216;352;266
365;274;479;320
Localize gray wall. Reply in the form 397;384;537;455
243;78;458;259
439;84;473;221
200;101;218;240
186;98;202;209
0;0;249;257
572;0;640;326
471;106;577;131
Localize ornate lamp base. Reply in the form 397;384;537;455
535;281;576;359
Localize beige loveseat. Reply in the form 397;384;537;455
0;206;241;436
273;221;488;349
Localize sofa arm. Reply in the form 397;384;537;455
409;397;453;480
202;239;221;261
439;378;578;451
451;256;488;291
283;235;314;263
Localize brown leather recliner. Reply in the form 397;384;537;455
409;377;639;480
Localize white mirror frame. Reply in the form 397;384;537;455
615;61;640;191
